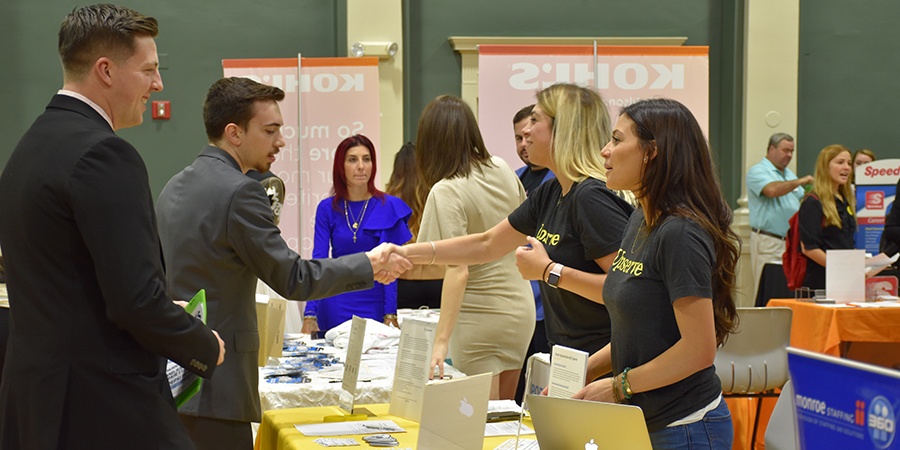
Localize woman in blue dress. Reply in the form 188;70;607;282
301;135;412;334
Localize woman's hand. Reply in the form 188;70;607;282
430;340;449;380
384;316;400;329
515;236;552;281
301;317;320;337
573;377;616;403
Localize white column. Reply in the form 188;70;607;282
347;0;403;188
735;0;800;307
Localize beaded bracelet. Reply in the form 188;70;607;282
621;367;634;400
610;376;623;404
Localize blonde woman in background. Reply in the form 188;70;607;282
799;145;856;289
399;84;633;399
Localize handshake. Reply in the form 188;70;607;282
365;243;413;284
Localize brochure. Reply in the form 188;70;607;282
166;289;208;407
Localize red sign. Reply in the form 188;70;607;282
866;276;898;299
865;190;885;210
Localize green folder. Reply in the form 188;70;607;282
166;289;208;408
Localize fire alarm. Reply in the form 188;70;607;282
151;100;171;120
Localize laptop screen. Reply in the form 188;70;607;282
787;347;900;449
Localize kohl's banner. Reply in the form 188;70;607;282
478;45;709;170
223;57;381;258
854;159;900;253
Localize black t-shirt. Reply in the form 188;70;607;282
798;194;856;289
603;212;722;432
519;167;551;196
507;177;633;355
881;178;900;256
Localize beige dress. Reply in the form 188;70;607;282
417;156;535;375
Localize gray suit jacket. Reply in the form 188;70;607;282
156;145;374;423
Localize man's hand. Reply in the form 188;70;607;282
211;329;226;366
366;243;412;284
799;175;814;185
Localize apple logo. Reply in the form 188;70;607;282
584;438;598;450
458;397;474;417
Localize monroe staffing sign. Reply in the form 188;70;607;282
788;348;899;449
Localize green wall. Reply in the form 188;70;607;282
797;0;900;176
0;0;341;196
5;1;896;206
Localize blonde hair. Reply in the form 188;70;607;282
535;84;611;183
811;144;855;227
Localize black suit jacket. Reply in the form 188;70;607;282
0;95;220;449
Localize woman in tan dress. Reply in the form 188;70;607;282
414;95;534;400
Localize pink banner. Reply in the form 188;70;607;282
223;57;381;257
478;45;709;171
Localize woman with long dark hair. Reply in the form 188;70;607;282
576;98;739;448
385;142;443;310
301;135;412;334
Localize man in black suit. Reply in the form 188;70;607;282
0;5;225;449
156;77;411;450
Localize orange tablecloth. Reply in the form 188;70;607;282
768;298;900;358
729;299;900;449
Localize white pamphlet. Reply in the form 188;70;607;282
295;419;405;436
826;249;865;303
341;315;367;395
388;317;436;421
547;344;588;399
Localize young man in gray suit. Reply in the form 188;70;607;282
0;5;225;449
156;76;411;449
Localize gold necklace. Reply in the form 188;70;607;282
630;218;648;253
344;197;370;243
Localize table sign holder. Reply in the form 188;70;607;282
324;316;372;421
388;317;437;421
827;249;865;303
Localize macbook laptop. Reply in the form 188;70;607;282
787;347;900;450
526;394;652;450
417;372;492;450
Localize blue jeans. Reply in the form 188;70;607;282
649;399;733;449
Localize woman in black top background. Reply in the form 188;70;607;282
799;144;856;289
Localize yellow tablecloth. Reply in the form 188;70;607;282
255;403;534;450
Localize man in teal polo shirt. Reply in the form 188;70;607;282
747;133;813;297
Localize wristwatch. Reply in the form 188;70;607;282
547;263;563;288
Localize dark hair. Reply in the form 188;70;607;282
386;142;417;224
513;104;534;125
622;98;739;346
330;134;384;209
413;95;492;237
58;4;159;81
203;77;285;141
